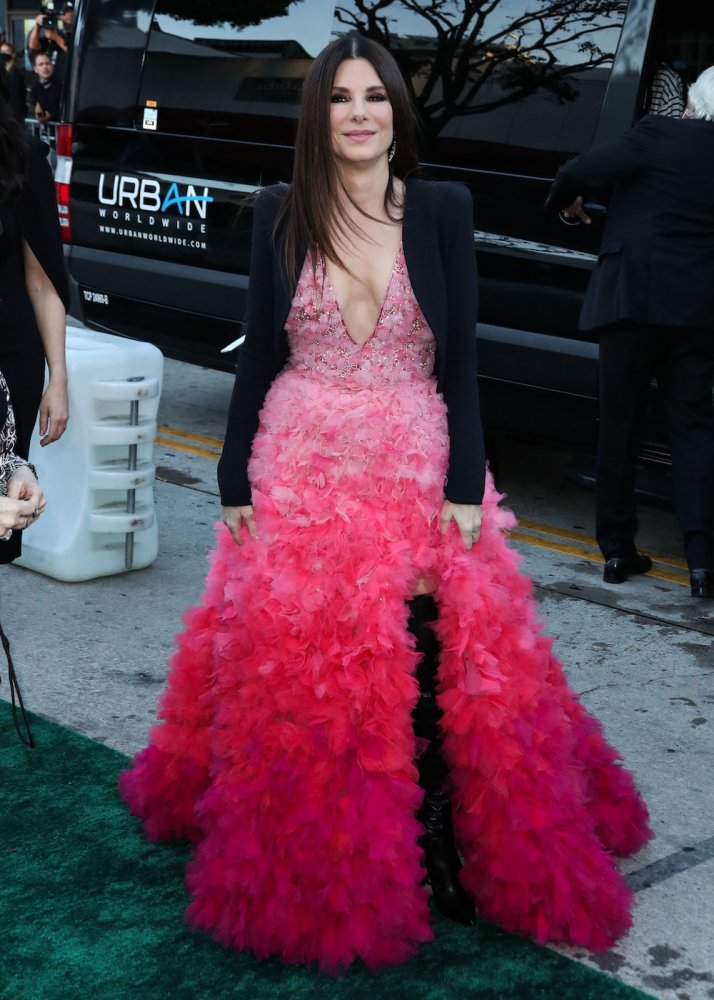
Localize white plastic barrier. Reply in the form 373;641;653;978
16;325;164;581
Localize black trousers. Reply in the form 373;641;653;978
596;322;714;569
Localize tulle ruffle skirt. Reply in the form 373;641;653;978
120;370;652;970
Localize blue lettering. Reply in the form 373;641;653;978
161;182;214;215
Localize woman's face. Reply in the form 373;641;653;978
329;58;394;168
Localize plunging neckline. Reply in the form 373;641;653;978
322;244;402;349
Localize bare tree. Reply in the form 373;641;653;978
336;0;628;141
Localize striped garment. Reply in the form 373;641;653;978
648;62;685;117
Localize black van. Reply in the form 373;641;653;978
58;0;712;459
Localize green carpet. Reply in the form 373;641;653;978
0;708;654;1000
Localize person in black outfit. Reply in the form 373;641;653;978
0;43;28;123
545;66;714;599
30;51;61;124
0;62;69;566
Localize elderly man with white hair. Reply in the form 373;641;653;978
545;66;714;599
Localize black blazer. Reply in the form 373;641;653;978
218;177;486;507
546;115;714;332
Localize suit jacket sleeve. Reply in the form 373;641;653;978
544;116;660;212
439;184;486;504
217;187;286;506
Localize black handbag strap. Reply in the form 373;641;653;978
0;619;36;748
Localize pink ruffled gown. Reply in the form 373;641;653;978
120;247;652;971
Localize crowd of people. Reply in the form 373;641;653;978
0;14;712;977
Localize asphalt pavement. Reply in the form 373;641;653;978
3;354;713;1000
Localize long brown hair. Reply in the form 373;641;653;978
0;63;27;202
277;31;419;284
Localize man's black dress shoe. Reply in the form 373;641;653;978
690;569;714;599
603;553;653;584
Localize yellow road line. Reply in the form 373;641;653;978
158;424;224;448
510;529;597;562
155;437;222;460
518;517;688;571
510;530;688;586
519;517;596;544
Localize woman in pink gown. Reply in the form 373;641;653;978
120;32;652;972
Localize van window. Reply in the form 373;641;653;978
136;0;627;162
336;0;629;170
75;0;154;125
137;0;335;140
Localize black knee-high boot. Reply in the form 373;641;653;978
408;594;476;926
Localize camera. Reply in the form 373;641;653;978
40;1;56;29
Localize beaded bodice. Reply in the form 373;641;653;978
284;246;436;388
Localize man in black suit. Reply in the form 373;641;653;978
545;66;714;599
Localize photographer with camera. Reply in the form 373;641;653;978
27;2;73;84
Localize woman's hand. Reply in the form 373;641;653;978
221;504;258;545
0;495;40;537
7;465;46;514
439;501;482;550
2;466;46;538
38;376;69;445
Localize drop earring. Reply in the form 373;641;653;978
388;139;396;164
